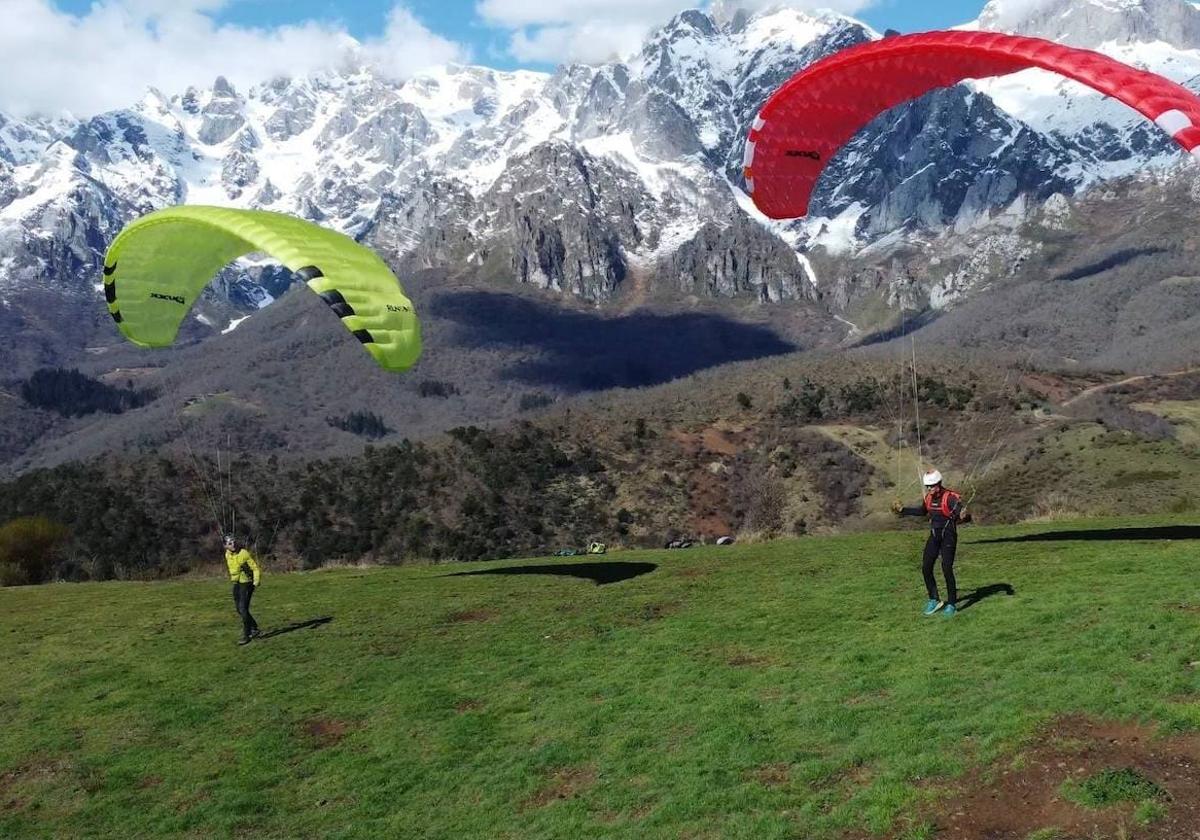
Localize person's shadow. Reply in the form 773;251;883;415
956;584;1015;612
258;616;333;640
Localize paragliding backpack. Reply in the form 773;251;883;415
923;490;961;520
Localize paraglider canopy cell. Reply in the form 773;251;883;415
102;206;421;372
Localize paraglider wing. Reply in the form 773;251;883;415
101;206;421;372
745;30;1200;220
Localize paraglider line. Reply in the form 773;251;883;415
910;336;924;476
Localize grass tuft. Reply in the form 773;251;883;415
1063;767;1166;808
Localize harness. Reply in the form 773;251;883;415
923;489;960;517
924;489;961;523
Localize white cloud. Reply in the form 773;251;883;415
479;0;879;66
478;0;690;28
0;1;466;117
361;6;469;79
718;0;876;13
510;21;660;64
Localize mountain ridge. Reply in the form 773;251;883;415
6;1;1200;323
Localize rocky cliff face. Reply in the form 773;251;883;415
812;89;1076;237
662;213;818;302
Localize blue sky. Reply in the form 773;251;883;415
860;0;987;33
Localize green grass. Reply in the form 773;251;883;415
2;516;1200;838
1062;767;1166;808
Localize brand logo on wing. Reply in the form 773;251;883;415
785;150;822;161
150;292;186;305
386;304;411;313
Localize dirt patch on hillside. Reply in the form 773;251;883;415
669;425;752;538
301;717;352;748
632;602;679;622
897;716;1200;839
723;647;776;668
701;427;745;456
671;424;752;458
0;755;71;812
1020;373;1081;405
748;762;791;788
522;765;597;810
685;464;735;537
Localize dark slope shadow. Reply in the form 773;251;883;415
429;290;796;391
975;526;1200;544
258;616;333;640
446;562;657;586
852;308;940;347
1055;247;1170;282
956;583;1015;612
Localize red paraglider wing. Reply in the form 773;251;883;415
745;30;1200;220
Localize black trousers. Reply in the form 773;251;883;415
922;526;957;604
233;582;259;638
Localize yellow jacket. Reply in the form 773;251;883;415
225;548;261;585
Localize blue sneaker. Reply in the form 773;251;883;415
923;599;943;616
942;604;957;617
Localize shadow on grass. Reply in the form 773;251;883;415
974;526;1200;544
259;616;333;640
956;583;1015;612
445;562;657;586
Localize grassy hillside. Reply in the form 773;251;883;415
3;518;1199;839
8;355;1200;579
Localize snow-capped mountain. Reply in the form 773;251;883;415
3;0;1200;344
966;0;1200;175
977;0;1200;46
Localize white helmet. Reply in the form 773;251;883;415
922;469;943;487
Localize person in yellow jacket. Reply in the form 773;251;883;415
224;534;262;645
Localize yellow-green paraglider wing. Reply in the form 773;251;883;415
101;206;421;372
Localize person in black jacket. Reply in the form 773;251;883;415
891;469;971;617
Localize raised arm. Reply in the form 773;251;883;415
891;499;926;517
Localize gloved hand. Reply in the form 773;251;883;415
889;499;903;515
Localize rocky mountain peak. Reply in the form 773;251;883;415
211;76;239;99
198;76;246;145
977;0;1200;49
